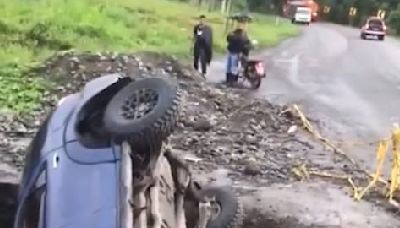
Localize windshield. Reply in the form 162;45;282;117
369;19;383;26
297;9;311;14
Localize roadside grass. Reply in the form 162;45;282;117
0;0;299;114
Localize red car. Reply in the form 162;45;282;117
360;17;387;41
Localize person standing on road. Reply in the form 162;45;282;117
226;16;251;86
192;15;213;76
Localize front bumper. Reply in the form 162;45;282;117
362;30;385;36
294;18;311;23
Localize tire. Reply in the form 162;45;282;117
360;33;366;40
103;78;181;144
200;187;243;228
378;35;385;41
249;78;261;89
291;18;295;24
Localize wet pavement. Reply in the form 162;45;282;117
208;23;400;174
206;22;400;227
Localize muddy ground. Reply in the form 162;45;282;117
0;51;399;227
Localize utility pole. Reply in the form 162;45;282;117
227;0;232;15
221;0;226;13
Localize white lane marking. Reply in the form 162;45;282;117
289;54;300;83
274;56;319;68
274;59;296;64
272;53;300;85
304;57;320;67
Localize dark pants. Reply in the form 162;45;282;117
194;44;211;74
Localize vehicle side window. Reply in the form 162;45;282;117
16;171;46;228
20;113;52;190
24;187;44;228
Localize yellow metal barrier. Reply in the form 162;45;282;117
389;124;400;203
292;104;400;205
355;140;388;201
292;104;357;166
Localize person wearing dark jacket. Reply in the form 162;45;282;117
193;15;213;76
226;19;251;86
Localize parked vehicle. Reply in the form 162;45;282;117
291;7;312;25
361;17;387;41
284;0;319;22
13;74;243;228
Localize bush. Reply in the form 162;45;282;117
389;9;400;35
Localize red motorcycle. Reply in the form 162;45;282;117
238;57;266;89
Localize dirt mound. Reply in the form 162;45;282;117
0;51;204;169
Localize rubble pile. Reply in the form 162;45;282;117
171;84;317;183
0;51;317;183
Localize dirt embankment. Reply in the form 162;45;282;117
0;51;399;228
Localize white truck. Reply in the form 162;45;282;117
292;6;312;25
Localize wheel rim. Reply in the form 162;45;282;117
120;88;159;120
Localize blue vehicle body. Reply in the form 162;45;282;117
14;74;132;228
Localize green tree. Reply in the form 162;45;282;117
389;4;400;34
318;0;400;29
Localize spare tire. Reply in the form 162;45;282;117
103;77;181;144
200;187;243;228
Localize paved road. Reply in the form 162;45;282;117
206;22;400;227
208;23;400;173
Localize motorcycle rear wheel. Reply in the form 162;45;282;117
249;78;261;89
